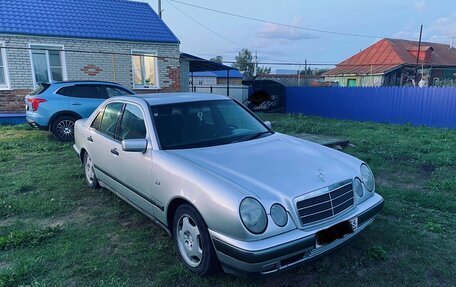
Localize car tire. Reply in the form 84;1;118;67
51;115;76;142
173;204;219;275
83;151;99;189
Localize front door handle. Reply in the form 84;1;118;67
110;148;119;156
87;136;93;142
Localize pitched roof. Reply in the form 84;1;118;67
0;0;179;43
180;53;236;72
323;38;456;76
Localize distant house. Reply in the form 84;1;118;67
190;70;244;86
0;0;180;112
190;72;217;86
323;38;456;87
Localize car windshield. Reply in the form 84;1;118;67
151;100;272;149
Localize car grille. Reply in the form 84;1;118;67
296;180;354;225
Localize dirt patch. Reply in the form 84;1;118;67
0;197;100;230
420;164;436;177
375;167;432;191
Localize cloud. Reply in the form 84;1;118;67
430;16;456;38
392;12;456;44
256;17;317;41
414;0;426;11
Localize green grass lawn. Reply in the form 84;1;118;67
1;115;455;287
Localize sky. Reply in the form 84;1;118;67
145;0;456;71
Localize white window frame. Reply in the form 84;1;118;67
29;43;68;87
0;42;11;90
131;49;159;90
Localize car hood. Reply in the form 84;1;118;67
168;133;360;202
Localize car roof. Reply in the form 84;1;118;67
137;93;231;105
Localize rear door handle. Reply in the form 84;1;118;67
110;148;119;156
87;136;93;142
71;102;82;106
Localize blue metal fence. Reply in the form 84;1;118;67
285;86;456;129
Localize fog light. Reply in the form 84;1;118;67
354;177;364;197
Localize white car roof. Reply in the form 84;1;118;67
137;92;230;105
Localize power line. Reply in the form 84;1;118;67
166;0;244;48
3;46;447;68
169;0;385;39
166;0;290;64
169;0;453;41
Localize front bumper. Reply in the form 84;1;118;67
210;193;384;277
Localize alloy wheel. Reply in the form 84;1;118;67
56;120;74;140
176;214;203;268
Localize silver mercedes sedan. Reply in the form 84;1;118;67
73;93;384;277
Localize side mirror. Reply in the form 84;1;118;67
121;139;148;152
264;121;272;129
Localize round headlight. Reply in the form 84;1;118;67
239;197;267;234
270;204;288;227
361;164;375;192
354;177;364;197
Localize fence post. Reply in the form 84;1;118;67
226;70;230;96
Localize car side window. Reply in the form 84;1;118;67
99;103;123;138
118;104;146;140
56;86;73;96
71;84;108;99
106;86;133;97
91;108;104;130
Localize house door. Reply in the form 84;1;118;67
347;79;357;87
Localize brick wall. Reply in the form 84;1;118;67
0;89;32;112
0;34;181;112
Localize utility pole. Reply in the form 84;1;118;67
253;51;258;77
415;24;423;84
304;59;307;75
158;0;162;19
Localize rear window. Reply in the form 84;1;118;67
56;86;73;96
30;83;51;96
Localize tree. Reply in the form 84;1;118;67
257;66;271;75
210;56;223;64
232;48;271;79
299;68;314;75
232;48;254;78
314;68;330;75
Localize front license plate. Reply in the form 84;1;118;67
316;217;358;248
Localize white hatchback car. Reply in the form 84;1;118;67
73;93;384;277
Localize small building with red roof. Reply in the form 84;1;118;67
323;38;456;87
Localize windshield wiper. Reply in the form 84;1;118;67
240;131;273;142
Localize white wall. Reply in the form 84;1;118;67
191;84;249;102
